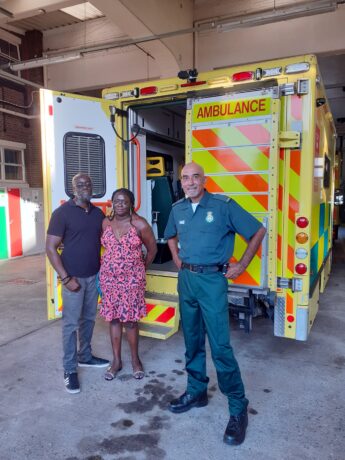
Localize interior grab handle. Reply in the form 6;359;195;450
131;136;141;212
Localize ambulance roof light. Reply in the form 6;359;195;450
104;92;120;100
180;80;206;88
140;86;158;96
285;63;310;74
232;71;254;82
262;67;282;77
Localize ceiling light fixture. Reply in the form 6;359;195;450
7;53;82;71
214;0;338;31
61;2;103;21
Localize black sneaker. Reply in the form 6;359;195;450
223;410;248;445
64;372;80;394
78;355;109;368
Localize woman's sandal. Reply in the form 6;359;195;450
133;369;145;380
104;365;122;381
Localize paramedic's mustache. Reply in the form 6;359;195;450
185;184;200;197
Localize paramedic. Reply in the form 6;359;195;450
164;162;266;445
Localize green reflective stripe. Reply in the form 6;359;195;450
0;190;8;259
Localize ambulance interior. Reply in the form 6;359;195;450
129;100;187;272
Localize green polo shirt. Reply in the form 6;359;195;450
164;190;262;265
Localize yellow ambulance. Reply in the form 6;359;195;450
41;54;336;341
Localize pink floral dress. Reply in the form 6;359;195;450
99;225;146;322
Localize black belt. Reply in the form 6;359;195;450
181;262;228;274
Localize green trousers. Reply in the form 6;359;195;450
178;268;248;415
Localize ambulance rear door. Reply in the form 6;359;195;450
186;88;280;292
40;89;118;319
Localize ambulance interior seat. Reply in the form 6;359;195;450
147;156;174;263
176;179;185;199
152;177;175;237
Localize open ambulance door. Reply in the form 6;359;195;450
186;89;280;324
40;89;119;319
126;127;181;340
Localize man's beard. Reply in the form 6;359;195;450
76;190;91;202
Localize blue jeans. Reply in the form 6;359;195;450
62;275;98;373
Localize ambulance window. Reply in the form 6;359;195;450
323;154;330;189
63;132;106;198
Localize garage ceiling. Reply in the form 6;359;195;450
0;0;345;137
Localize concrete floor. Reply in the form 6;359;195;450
1;241;345;460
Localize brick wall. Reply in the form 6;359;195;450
0;30;43;188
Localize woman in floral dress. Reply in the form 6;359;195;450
99;188;157;380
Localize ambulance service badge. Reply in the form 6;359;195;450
205;211;214;223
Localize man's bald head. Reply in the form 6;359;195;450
181;162;206;203
181;162;205;179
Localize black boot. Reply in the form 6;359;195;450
223;410;248;445
169;391;208;413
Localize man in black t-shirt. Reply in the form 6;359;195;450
46;173;109;394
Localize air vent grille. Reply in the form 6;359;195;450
63;132;106;198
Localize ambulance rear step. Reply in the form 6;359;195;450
228;288;274;333
139;292;180;340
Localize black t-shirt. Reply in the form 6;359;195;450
47;199;104;277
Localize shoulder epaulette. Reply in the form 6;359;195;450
172;197;186;207
212;194;231;203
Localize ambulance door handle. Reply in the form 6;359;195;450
279;131;301;148
131;136;141;212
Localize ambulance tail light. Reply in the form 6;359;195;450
296;232;308;244
232;71;254;82
295;263;307;275
295;248;308;260
140;86;158;96
296;217;309;228
287;315;295;323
